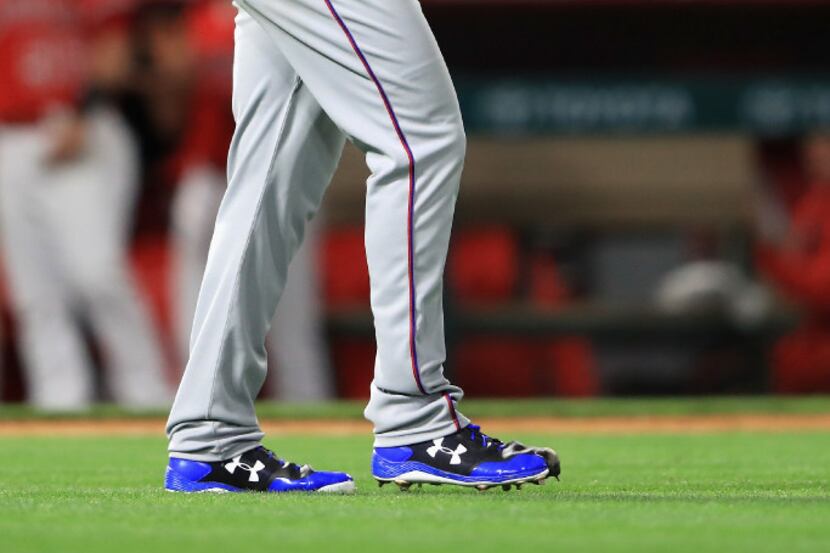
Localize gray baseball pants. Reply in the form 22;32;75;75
167;0;468;460
171;165;334;401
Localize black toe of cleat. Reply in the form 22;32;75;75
551;460;561;480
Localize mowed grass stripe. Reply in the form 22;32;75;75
0;431;828;553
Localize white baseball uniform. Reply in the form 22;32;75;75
167;0;469;460
0;0;168;410
0;108;170;409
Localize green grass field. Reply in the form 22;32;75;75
1;398;829;553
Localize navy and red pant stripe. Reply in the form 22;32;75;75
323;0;462;430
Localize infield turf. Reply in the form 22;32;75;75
0;399;828;553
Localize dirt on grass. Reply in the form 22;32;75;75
2;413;830;437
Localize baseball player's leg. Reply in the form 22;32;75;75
172;166;333;400
237;0;468;445
267;216;334;401
53;108;169;407
0;126;94;410
166;9;347;461
170;166;226;365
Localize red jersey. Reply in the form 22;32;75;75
0;0;87;123
187;0;235;99
758;184;830;312
77;0;136;34
173;0;235;176
757;183;830;393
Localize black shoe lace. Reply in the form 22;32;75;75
257;446;303;474
466;424;504;450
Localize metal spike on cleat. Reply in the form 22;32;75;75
516;483;522;490
502;484;511;491
395;480;412;491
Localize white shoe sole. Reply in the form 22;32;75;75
316;480;357;494
375;468;550;491
165;481;356;494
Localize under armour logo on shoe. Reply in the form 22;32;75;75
426;438;467;465
224;456;266;482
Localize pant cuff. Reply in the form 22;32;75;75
372;413;470;448
167;420;264;462
167;441;262;463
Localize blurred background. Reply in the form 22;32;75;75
2;0;830;410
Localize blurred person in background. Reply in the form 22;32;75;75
137;0;333;400
0;0;169;410
756;134;830;393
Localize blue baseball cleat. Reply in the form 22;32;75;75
165;446;355;494
372;424;560;491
